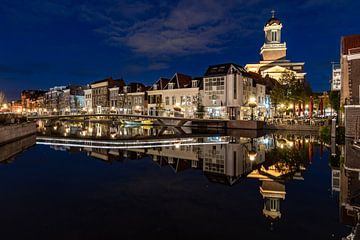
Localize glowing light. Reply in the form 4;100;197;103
248;150;257;161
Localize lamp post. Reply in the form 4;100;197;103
248;97;257;121
247;138;257;161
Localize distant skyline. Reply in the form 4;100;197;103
1;0;359;100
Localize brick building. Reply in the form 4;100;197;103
340;35;360;105
90;77;125;114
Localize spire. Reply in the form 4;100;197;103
271;9;275;18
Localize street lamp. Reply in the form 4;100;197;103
248;96;257;120
247;138;257;161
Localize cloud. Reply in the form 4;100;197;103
81;0;257;57
147;62;169;70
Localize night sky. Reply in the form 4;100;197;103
1;0;359;100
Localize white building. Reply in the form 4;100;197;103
245;11;306;82
84;88;93;113
202;63;269;120
331;63;341;91
147;73;201;118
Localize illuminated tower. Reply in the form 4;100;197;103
260;10;287;62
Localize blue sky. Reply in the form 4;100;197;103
0;0;359;100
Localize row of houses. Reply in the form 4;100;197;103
20;63;277;120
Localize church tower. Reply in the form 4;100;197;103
260;10;287;62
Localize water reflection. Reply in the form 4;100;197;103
36;122;319;227
37;120;200;139
0;134;36;163
339;139;360;239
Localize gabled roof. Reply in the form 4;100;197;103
192;76;204;90
204;63;246;77
341;34;360;55
164;73;192;89
90;77;125;88
265;17;281;27
149;77;170;90
243;71;280;93
126;82;146;93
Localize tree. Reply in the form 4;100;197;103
195;92;205;119
270;84;285;116
0;91;6;105
329;91;340;112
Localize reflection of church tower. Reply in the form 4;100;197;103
260;180;286;223
261;10;287;62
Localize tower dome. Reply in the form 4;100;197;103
260;10;287;61
265;10;281;26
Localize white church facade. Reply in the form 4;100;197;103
245;11;306;82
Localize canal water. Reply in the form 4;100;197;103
0;121;353;239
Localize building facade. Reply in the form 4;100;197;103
340;35;360;105
331;63;341;91
245;12;306;82
202;63;269;120
59;85;85;115
44;86;67;114
21;90;46;113
147;77;170;116
90;77;125;114
84;88;93;113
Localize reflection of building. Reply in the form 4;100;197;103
260;180;285;220
245;11;306;82
340;140;360;229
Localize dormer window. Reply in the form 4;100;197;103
168;83;174;90
153;84;158;90
192;80;198;88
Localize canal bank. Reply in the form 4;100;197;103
0;122;37;145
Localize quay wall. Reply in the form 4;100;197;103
0;134;36;162
0;122;37;145
265;124;319;132
345;105;360;138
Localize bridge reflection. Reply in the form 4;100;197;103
38;131;316;227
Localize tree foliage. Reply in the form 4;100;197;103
0;91;6;105
329;91;340;112
271;72;313;106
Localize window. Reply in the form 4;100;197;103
271;31;277;42
192;80;198;88
168;83;174;90
172;96;176;105
233;74;237;99
204;77;224;95
165;97;170;105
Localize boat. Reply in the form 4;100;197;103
123;120;142;126
141;120;153;125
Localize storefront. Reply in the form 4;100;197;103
206;106;228;119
